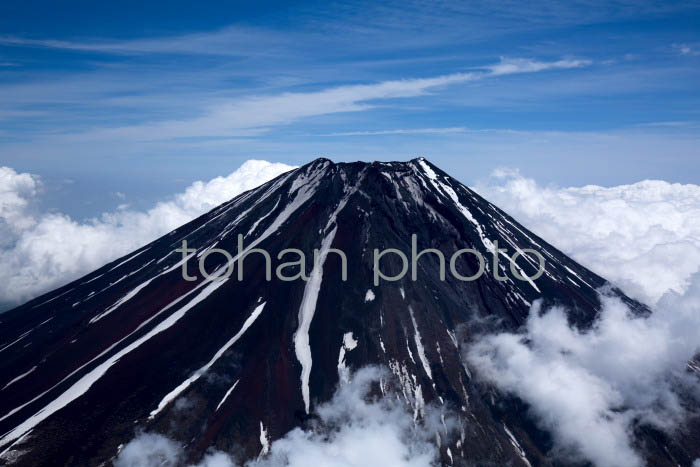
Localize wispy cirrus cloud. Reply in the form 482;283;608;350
62;58;590;142
0;26;287;57
485;57;592;75
323;127;470;136
673;43;700;56
1;1;694;58
66;72;479;141
322;126;535;136
634;121;700;129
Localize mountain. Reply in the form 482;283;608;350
0;158;696;466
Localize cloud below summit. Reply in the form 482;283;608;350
468;168;700;467
0;160;295;307
3;159;700;310
114;367;454;467
476;169;700;305
467;273;700;467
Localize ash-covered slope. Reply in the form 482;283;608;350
0;158;694;466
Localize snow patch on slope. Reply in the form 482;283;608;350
408;307;433;382
294;226;338;413
337;332;359;383
259;422;270;458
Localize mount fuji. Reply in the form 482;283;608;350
0;158;697;466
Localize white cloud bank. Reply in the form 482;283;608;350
467;275;700;467
3;161;700;311
0;160;294;306
475;169;700;305
113;433;182;467
469;170;700;466
114;367;455;467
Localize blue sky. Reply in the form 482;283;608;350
1;0;699;218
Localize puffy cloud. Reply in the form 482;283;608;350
253;366;448;467
0;167;41;242
113;432;182;467
475;169;700;304
466;273;700;467
113;367;456;467
0;160;294;307
463;170;700;466
195;452;238;467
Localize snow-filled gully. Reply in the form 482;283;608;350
293;169;362;413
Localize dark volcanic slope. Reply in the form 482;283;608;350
0;158;694;466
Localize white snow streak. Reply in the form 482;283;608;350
295;227;338;413
259;422;270;457
106;248;148;272
416;160;541;293
337;332;359;383
0;331;32;355
246;196;280;237
503;424;533;467
293;166;360;413
0;277;232;452
409;307;433;381
149;301;266;419
1;367;37;391
89;253;194;324
215;379;240;412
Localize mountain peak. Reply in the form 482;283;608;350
303;156;436;170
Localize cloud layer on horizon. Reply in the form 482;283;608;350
467;169;700;467
475;169;700;305
0;161;295;306
3;160;700;308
